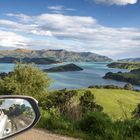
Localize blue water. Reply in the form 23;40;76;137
0;62;140;90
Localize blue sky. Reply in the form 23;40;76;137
0;0;140;59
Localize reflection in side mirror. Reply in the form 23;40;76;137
0;96;40;140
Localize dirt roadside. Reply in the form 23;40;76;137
10;129;79;140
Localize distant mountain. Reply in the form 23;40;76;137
0;49;112;62
118;58;140;62
0;57;60;64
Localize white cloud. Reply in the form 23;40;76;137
0;12;140;58
48;6;63;11
0;30;29;48
49;6;76;11
48;5;76;13
6;13;31;23
87;0;138;5
0;19;52;37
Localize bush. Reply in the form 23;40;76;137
78;112;112;136
36;109;51;129
43;90;77;115
88;85;122;89
47;116;72;131
114;119;140;139
124;83;133;90
132;103;140;119
37;109;74;131
80;90;103;114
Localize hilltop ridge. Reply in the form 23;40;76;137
0;49;112;62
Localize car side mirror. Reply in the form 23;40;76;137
0;95;41;140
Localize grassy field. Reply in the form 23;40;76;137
77;89;140;120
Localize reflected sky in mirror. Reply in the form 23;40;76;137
0;99;31;109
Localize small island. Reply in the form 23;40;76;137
44;63;83;72
103;68;140;86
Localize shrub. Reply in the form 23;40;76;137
124;83;133;90
114;119;140;138
88;85;122;89
132;103;140;119
43;90;77;115
36;109;51;129
78;112;112;136
80;90;103;114
37;109;74;131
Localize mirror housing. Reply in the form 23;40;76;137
0;95;41;140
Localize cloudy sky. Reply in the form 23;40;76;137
0;0;140;59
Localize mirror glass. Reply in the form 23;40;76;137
0;98;35;139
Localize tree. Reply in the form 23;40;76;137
124;83;133;90
132;104;140;119
0;63;51;100
79;90;103;114
44;90;77;115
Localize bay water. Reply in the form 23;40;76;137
0;62;140;90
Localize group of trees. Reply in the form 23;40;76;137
89;83;134;91
42;89;103;119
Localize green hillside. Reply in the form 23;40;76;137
77;89;140;120
107;62;140;70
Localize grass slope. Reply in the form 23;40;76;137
78;89;140;120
